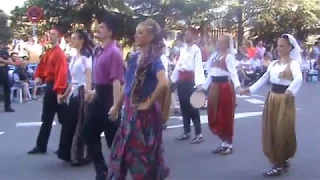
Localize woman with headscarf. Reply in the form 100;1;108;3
199;34;240;155
240;34;303;177
57;29;93;166
107;19;170;179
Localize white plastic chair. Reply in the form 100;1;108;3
8;70;24;103
10;86;23;103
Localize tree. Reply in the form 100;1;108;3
0;9;12;43
249;0;320;41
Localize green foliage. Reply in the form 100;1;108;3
249;0;320;41
0;10;12;43
7;0;320;44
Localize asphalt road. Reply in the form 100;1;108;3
0;83;319;180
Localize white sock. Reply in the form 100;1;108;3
221;142;227;147
228;144;233;148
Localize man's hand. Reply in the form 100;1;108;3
85;90;96;103
35;77;43;85
57;94;65;104
108;105;119;121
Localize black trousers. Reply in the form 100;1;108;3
82;84;120;178
177;80;202;135
58;86;87;162
36;82;66;151
0;66;11;110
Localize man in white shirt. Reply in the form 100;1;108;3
170;28;205;144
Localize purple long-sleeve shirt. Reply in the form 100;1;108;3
93;41;124;85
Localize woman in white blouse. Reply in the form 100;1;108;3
200;34;240;155
241;34;303;177
57;29;93;166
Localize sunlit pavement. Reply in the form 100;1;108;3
0;83;319;179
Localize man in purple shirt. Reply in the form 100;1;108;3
82;16;124;180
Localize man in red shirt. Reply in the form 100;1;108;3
28;27;68;154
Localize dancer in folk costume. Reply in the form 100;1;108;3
171;28;206;143
199;34;240;155
107;19;170;180
57;29;93;166
28;27;68;154
241;34;303;177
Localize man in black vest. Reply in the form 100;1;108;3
0;41;15;112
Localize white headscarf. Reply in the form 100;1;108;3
281;33;302;64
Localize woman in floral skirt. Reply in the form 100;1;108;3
107;19;170;179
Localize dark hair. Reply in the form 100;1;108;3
101;15;121;39
280;34;294;50
73;29;94;58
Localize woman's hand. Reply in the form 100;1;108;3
108;106;119;121
240;88;251;96
285;89;293;98
85;90;95;103
136;99;151;110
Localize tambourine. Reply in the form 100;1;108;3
190;91;207;109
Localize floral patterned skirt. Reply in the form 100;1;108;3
107;98;170;180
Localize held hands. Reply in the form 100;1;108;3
108;105;118;121
84;90;95;103
57;94;66;104
136;98;151;110
239;88;251;96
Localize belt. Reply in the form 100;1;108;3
271;84;288;94
211;76;228;83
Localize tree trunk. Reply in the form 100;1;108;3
237;0;244;51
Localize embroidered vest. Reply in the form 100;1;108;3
274;60;294;81
211;54;228;72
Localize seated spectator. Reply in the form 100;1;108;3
12;60;38;102
262;52;272;72
239;59;255;86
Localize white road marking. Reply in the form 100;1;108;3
245;98;265;104
16;121;57;127
167;111;263;129
0;132;4;136
236;94;250;98
252;94;265;98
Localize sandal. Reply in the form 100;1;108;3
212;146;226;154
175;134;190;141
283;160;290;171
263;167;282;177
190;136;204;144
220;147;233;155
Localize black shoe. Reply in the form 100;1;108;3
95;172;107;180
220;147;233;155
5;108;15;112
212;146;227;154
283;160;290;171
175;133;190;141
190;135;204;144
162;124;167;130
263;166;282;177
28;147;46;154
